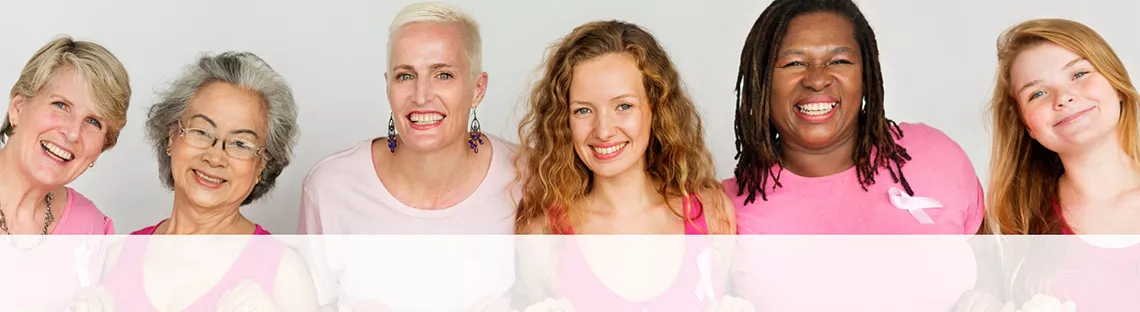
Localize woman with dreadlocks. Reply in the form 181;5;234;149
724;0;984;234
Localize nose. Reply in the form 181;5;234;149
802;66;834;92
593;111;616;141
200;140;227;168
60;118;82;142
1053;88;1077;110
412;76;431;106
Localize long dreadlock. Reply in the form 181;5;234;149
733;0;913;205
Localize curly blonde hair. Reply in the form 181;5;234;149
515;20;731;234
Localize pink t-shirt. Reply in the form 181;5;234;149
297;135;517;311
54;187;115;234
0;188;113;311
724;122;984;234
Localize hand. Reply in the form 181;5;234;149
522;298;575;312
217;280;276;312
953;290;1015;312
67;286;116;312
1016;294;1075;312
705;295;755;312
352;299;393;312
468;296;515;312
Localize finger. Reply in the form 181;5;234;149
953;291;979;312
704;298;718;312
94;287;115;312
1061;301;1076;312
998;302;1016;312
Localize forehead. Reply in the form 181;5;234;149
1010;43;1083;85
389;22;469;68
184;82;268;131
569;53;645;100
780;11;859;49
42;67;101;114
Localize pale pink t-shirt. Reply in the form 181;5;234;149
297;135;517;311
724;122;984;234
0;188;113;311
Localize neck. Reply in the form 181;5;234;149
0;148;53;222
1058;137;1140;205
163;192;253;235
779;132;858;177
587;164;662;216
383;137;478;199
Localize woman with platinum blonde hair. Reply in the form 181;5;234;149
71;51;318;312
298;2;517;311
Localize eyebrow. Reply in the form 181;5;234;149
1016;57;1087;95
779;46;856;58
190;114;216;127
189;114;261;139
570;94;636;106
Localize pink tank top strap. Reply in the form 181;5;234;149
1054;200;1074;235
684;195;709;235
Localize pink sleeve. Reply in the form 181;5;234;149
965;180;985;234
103;216;115;235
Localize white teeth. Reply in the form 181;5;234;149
408;113;444;125
796;102;838;116
194;170;224;184
41;141;73;161
592;143;627;155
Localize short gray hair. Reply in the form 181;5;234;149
388;2;483;78
145;51;299;206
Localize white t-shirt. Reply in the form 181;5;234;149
298;135;517;311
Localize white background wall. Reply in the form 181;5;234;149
1;0;1136;233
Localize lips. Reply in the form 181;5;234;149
590;142;627;160
405;111;444;129
192;169;226;186
793;95;841;121
41;140;74;163
1053;106;1095;127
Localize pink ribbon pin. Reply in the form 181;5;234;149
888;187;942;224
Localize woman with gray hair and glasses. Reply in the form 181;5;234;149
68;52;318;312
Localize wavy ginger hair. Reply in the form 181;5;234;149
515;20;731;234
985;18;1140;234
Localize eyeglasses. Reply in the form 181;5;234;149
176;120;265;160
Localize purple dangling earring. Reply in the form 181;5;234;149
468;109;484;153
387;113;397;153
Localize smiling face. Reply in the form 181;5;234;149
168;82;269;210
769;11;863;151
1010;42;1121;154
568;53;653;179
5;67;108;188
386;22;488;153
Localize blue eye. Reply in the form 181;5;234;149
617;103;632;111
1029;91;1046;101
573;107;591;115
396;73;414;81
1073;71;1089;79
52;101;67;109
86;118;102;128
437;72;453;80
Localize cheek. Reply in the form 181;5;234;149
1019;106;1051;136
569;119;591;145
230;161;259;183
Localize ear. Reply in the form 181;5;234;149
8;94;27;127
471;72;489;110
